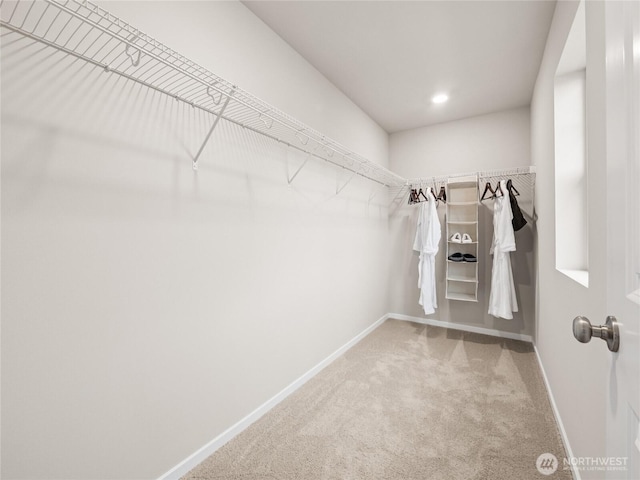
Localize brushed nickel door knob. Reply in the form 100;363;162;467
572;316;620;352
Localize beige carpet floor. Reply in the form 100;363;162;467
183;319;571;480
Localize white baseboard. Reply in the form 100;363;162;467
387;313;534;343
157;313;389;480
533;345;580;480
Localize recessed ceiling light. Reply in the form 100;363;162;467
432;93;449;104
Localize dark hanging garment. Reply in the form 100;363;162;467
509;190;527;231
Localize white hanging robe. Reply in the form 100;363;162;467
413;189;441;315
488;180;518;319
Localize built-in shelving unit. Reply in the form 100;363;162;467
445;176;479;302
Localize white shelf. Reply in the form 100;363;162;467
447;177;477;188
447;275;478;283
1;1;537;198
447;241;478;244
447;201;478;206
447;220;478;225
0;0;406;189
445;292;479;302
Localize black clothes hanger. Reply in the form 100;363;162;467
495;181;505;197
408;189;418;204
436;185;447;203
409;185;442;204
506;179;520;196
409;186;436;204
409;187;425;204
480;182;495;201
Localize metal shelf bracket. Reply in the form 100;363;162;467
336;167;357;195
287;154;312;185
192;89;236;170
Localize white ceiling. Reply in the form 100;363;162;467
243;1;556;133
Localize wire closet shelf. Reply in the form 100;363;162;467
0;0;406;188
408;166;536;188
407;166;536;218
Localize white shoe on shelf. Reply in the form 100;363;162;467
450;232;462;243
461;233;473;243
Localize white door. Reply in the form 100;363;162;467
571;2;640;479
603;1;640;479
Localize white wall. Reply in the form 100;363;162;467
531;0;609;475
0;2;390;478
388;107;535;337
389;107;531;179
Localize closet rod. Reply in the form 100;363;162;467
0;0;406;188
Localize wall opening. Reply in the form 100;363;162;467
554;1;589;287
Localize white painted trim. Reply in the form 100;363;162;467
157;314;389;480
533;345;580;480
387;313;534;343
558;268;589;288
